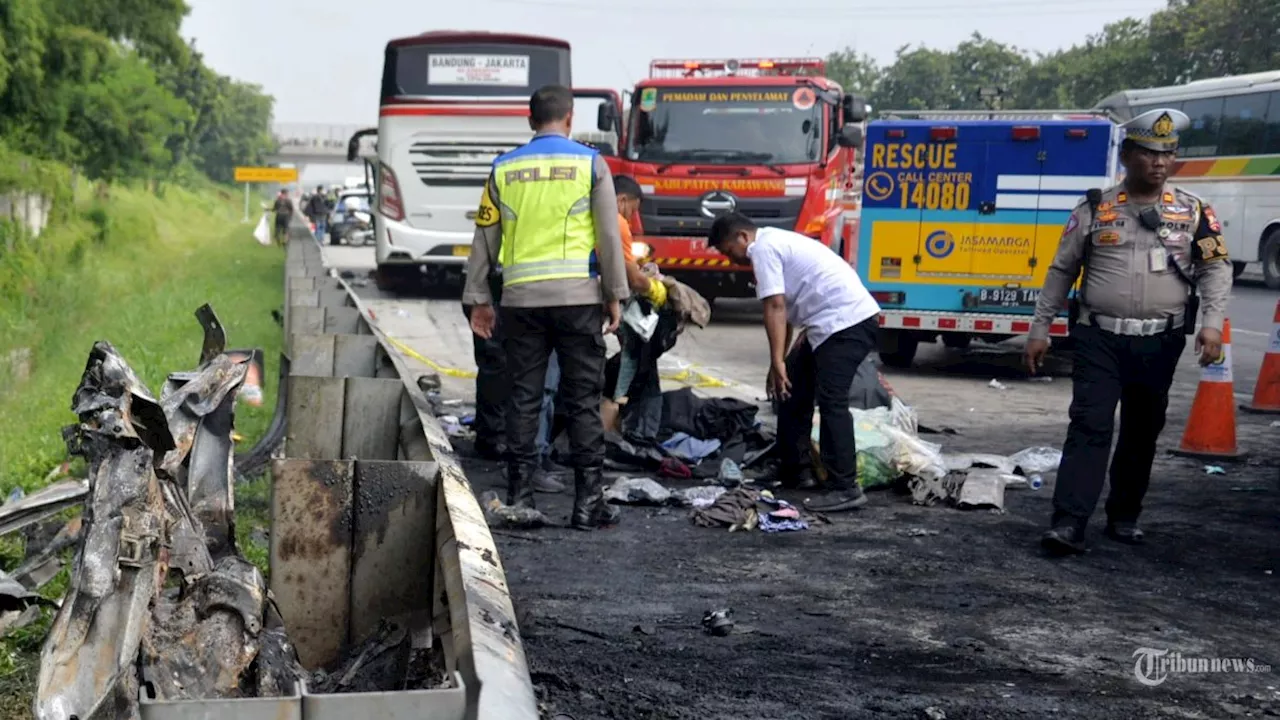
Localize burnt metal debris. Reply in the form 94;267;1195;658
34;305;307;720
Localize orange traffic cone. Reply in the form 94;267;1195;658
1240;298;1280;415
1173;318;1246;461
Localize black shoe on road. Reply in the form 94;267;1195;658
1104;521;1144;545
803;485;868;513
1041;525;1087;556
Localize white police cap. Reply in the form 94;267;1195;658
1121;108;1190;152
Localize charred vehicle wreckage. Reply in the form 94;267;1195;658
27;305;456;720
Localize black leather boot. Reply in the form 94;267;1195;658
571;467;619;531
506;462;537;509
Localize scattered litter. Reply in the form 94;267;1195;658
909;473;965;507
942;453;1015;474
1028;376;1053;383
441;398;464;407
1204;465;1226;475
988;379;1008;390
1028;474;1044;490
460;413;475;426
1270;421;1280;428
756;495;807;533
716;458;745;487
691;488;809;532
957;471;1009;511
672;485;725;509
1008;447;1062;474
924;707;947;720
969;469;1028;490
702;608;734;636
660;432;721;463
902;528;939;537
480;491;550;529
604;477;672;505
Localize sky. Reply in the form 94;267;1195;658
182;0;1168;182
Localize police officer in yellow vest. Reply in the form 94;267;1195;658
463;85;630;531
1026;108;1233;555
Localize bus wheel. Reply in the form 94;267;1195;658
878;329;918;369
1262;229;1280;290
942;333;971;350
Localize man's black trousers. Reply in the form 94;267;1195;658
464;304;509;447
502;305;606;470
1051;322;1185;530
775;317;879;491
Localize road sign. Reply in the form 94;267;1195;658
235;166;298;183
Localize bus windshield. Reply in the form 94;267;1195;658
380;41;571;100
628;85;824;166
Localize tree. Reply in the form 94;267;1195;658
950;33;1031;108
824;49;881;99
874;45;959;110
0;0;273;184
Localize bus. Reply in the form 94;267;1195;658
1093;70;1280;289
373;31;573;293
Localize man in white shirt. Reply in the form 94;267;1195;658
708;212;882;512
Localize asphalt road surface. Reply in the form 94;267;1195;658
324;245;1278;720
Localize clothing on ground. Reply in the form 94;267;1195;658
661;388;759;443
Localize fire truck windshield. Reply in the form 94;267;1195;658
628;85;822;166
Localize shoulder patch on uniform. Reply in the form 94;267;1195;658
1203;205;1222;233
1196;234;1229;261
1062;213;1079;236
475;182;500;228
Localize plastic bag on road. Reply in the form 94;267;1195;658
1008;446;1062;475
252;212;271;246
814;397;943;489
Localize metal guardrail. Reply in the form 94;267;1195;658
269;228;535;720
139;219;529;718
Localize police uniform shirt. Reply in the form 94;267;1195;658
1029;109;1232;340
461;132;630;309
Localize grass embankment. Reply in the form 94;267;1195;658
0;157;284;714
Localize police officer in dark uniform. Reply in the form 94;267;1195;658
1026;108;1233;556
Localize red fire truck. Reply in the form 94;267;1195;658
601;58;867;305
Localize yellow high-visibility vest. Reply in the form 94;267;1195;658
491;135;598;288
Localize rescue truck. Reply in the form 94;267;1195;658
602;58;867;305
859;110;1121;366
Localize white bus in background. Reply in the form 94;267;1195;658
1094;71;1280;288
372;31;575;294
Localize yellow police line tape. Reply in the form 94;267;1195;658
383;335;732;389
385;335;478;379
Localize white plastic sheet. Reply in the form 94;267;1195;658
252;212;271;246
